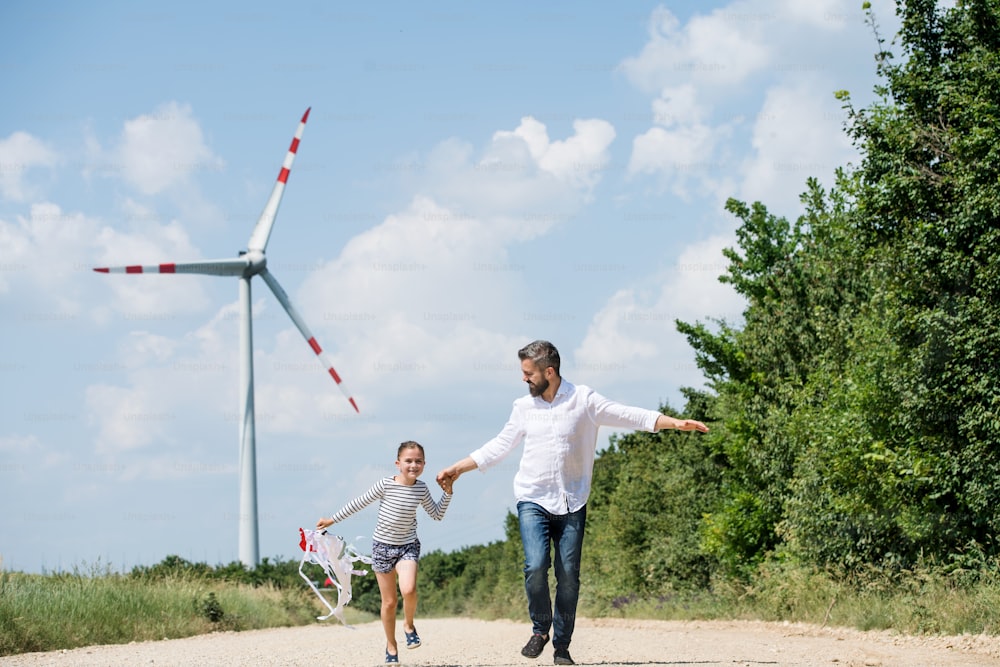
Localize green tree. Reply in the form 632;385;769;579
686;0;1000;573
679;178;865;574
835;0;1000;563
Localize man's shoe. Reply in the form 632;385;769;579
553;647;574;665
521;633;549;658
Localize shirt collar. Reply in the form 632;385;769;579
532;378;573;404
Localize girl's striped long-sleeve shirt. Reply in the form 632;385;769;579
328;477;452;545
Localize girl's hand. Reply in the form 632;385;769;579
442;476;454;494
316;517;334;530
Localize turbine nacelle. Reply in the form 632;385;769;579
239;249;267;277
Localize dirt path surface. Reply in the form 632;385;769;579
3;617;1000;666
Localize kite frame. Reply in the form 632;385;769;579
298;527;372;626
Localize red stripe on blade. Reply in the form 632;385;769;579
308;338;322;355
126;266;143;274
289;137;300;153
302;108;310;123
94;268;109;273
349;398;358;412
160;263;176;273
277;167;290;183
328;367;342;383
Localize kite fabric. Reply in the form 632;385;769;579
298;527;372;625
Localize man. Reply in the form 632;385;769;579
436;340;709;665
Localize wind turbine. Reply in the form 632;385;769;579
94;108;358;567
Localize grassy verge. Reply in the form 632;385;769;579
0;563;375;656
578;562;1000;636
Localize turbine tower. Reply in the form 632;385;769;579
94;108;358;567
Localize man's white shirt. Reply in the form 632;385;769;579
470;380;661;514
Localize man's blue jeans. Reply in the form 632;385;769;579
517;501;586;649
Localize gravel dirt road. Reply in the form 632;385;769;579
3;617;1000;666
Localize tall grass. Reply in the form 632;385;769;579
579;561;1000;636
0;562;373;656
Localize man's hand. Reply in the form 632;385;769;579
440;474;454;494
436;468;459;492
437;456;478;491
656;415;710;433
676;419;710;433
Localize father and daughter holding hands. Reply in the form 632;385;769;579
316;340;708;665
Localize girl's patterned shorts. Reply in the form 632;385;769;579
371;538;421;573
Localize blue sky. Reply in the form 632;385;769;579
1;0;898;573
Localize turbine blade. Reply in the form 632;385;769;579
259;269;359;413
247;107;311;253
93;258;249;276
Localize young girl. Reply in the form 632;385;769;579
317;441;453;663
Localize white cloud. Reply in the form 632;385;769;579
629;123;718;188
296;195;526;405
116;102;224;196
120;331;179;366
406;116;614;242
779;0;851;28
0;131;58;202
83;300;243;454
627;85;734;199
619;0;896;108
0;107;232;321
620;5;771;94
86;383;164;453
0;203;209;317
575;233;745;402
620;1;894;215
650;84;705;128
739;80;855;214
492;116;616;191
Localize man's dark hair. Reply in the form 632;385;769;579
518;340;561;377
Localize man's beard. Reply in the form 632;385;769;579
528;377;549;397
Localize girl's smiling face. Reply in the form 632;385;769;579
395;446;426;485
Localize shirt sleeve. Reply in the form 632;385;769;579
469;402;526;471
328;478;386;524
421;483;452;521
587;389;661;432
